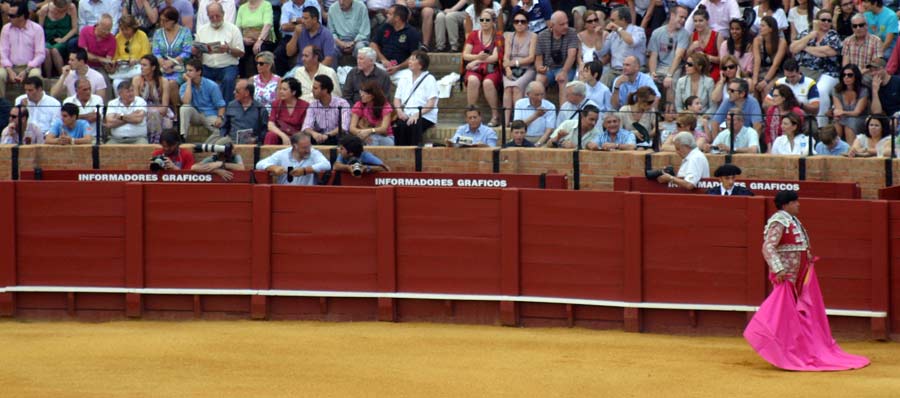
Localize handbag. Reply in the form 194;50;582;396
510;66;526;78
392;72;431;130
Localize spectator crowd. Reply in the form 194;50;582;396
2;0;900;160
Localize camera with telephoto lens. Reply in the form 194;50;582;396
194;142;234;157
645;166;675;180
149;155;168;171
347;156;364;177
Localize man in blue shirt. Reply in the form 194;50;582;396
334;135;391;177
45;103;93;145
274;0;322;75
179;59;226;141
711;78;763;138
814;126;851;155
285;6;338;68
611;55;660;110
447;106;498;147
863;0;898;59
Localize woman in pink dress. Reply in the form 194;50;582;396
763;85;804;152
744;190;869;371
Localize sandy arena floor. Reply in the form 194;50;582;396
0;320;897;397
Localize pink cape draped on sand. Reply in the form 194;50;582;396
743;265;870;371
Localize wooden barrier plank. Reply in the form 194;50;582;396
143;184;254;293
870;200;889;339
500;189;520;326
15;182;127;289
268;187;379;292
519;190;626;301
746;196;767;309
641;194;751;305
375;187;397;321
125;183;143;317
623;191;642;332
396;188;503;294
0;182;15;316
251;185;272;319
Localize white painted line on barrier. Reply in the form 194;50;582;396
1;285;888;318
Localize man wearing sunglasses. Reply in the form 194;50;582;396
841;13;882;76
0;2;44;99
710;78;762;138
868;58;900;120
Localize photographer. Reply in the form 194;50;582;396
333;135;390;177
654;131;710;190
255;132;331;185
191;140;246;181
151;131;195;170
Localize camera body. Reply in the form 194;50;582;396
645;166;675;180
150;155;168;171
347;156;364;177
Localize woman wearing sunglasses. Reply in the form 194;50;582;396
502;9;537;127
711;54;744;106
674;53;715;115
576;11;604;75
831;64;869;146
791;10;841;126
462;9;504;127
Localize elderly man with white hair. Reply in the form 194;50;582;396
556;80;599;127
514;81;557;146
343;47;393;105
657;131;710;190
194;1;244;103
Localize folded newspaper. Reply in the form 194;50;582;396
193;41;226;54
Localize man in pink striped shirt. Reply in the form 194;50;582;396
0;2;45;98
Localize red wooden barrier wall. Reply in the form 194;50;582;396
0;181;894;337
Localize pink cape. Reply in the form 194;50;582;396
743;265;870;371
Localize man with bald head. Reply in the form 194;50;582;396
534;11;578;93
77;13;116;74
611;55;660;110
598;6;647;88
513;81;557;145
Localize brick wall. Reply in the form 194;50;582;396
0;145;894;198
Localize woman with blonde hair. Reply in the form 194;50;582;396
711;54;744;106
674;52;716;114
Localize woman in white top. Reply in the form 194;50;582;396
787;0;818;39
847;115;893;158
771;113;815;155
752;0;789;34
674;53;716;114
576;11;604;75
393;50;439;146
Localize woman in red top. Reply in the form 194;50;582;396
688;7;721;83
462;9;504;127
264;77;309;145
